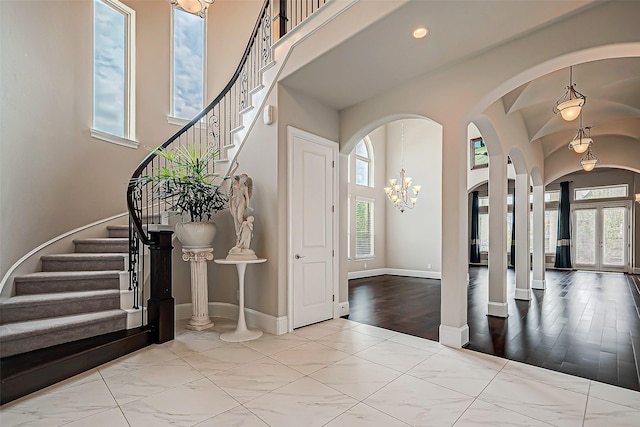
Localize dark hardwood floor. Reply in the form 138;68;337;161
348;267;640;392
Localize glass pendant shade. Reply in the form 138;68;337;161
569;136;592;154
557;98;584;121
580;149;599;172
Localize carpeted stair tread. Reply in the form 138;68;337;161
106;225;129;238
40;253;126;272
0;310;127;358
14;271;121;294
0;290;121;324
15;270;122;282
73;238;128;253
1;289;120;307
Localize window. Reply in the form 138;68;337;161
355;199;374;258
545;209;558;254
172;9;205;120
347;196;351;259
478;213;489;252
575;184;628;201
93;0;135;142
354;139;373;187
470;137;488;169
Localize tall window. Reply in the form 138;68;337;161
354;139;373;187
93;0;135;140
172;9;204;120
355;199;374;258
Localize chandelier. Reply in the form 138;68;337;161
567;113;592;154
384;121;421;212
170;0;214;18
553;66;586;121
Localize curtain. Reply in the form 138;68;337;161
554;181;572;268
470;191;481;263
510;191;516;267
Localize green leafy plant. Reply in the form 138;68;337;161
140;144;228;222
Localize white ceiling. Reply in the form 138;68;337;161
281;0;640;161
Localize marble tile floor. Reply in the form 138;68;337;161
2;317;640;427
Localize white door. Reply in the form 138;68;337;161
289;127;336;329
573;203;629;272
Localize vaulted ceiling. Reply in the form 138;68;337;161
281;0;640;165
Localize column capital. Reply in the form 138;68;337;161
182;247;214;262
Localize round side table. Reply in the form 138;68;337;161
214;258;267;342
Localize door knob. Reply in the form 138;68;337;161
295;254;305;259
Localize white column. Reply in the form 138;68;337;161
439;123;469;348
182;248;214;330
532;184;546;289
488;153;508;317
514;172;531;300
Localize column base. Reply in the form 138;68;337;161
514;288;532;301
532;279;546;290
487;301;509;318
439;324;469;348
186;317;214;331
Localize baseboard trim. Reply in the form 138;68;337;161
532;279;546;290
337;301;349;317
348;268;441;280
0;327;152;405
487;301;509;318
439;324;469;348
175;302;287;336
633;268;640;275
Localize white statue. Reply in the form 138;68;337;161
228;172;252;238
227;165;257;260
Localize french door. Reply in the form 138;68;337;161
573;203;630;272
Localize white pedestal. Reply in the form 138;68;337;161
214;258;267;342
182;248;214;331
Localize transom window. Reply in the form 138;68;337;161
172;9;205;120
93;0;135;141
575;184;628;201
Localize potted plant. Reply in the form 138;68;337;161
141;143;228;248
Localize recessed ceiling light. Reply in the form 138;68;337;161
413;27;429;39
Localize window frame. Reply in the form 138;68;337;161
470;137;488;169
353;138;374;188
169;7;207;123
574;184;629;201
91;0;137;148
354;197;375;259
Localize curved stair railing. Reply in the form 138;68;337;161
126;0;328;340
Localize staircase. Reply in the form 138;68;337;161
0;224;140;358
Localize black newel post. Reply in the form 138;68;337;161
148;230;175;344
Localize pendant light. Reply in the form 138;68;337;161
553;66;586;121
170;0;214;18
384;121;421;213
567;113;592;154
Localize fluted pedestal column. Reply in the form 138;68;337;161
182;248;214;331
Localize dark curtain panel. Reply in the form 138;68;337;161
510;192;516;267
554;181;572;268
470;191;481;263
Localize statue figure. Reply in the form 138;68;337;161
227;164;257;260
228;172;253;239
237;216;254;250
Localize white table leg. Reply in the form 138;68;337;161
220;262;263;342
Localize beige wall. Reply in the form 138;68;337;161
0;0;264;284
